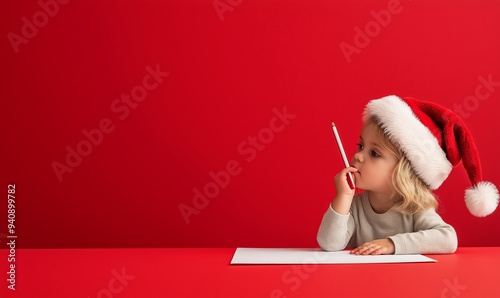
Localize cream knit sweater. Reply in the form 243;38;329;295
317;191;458;254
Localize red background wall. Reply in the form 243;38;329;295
1;0;499;248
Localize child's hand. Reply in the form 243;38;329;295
350;239;395;255
330;167;358;215
334;167;358;198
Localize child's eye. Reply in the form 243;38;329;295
370;150;381;158
356;143;363;151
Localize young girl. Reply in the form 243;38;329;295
317;95;499;255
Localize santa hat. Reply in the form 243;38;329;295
362;95;499;217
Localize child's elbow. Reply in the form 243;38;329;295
442;228;458;254
448;231;458;253
317;235;344;252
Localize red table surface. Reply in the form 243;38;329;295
0;247;499;298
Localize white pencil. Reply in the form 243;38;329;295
331;121;355;189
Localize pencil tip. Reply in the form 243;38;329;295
331;121;335;127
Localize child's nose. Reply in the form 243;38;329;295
352;151;363;163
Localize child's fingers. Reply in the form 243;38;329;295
361;245;379;255
342;167;357;187
342;167;358;174
335;167;358;188
336;167;358;177
346;167;356;188
370;246;386;255
352;239;394;255
352;242;375;255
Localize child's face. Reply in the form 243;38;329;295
350;123;399;195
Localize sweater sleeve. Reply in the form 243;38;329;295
388;208;458;254
317;204;355;251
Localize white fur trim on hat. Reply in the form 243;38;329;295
362;95;453;189
465;181;499;217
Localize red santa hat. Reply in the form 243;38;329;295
362;95;499;217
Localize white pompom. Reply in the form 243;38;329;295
465;182;499;217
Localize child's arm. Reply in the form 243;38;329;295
317;205;355;251
317;167;358;251
388;208;458;254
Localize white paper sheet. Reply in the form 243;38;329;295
230;248;436;264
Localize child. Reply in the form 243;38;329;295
317;95;499;255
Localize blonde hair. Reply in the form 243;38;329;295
365;118;438;214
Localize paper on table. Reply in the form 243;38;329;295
230;248;436;264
